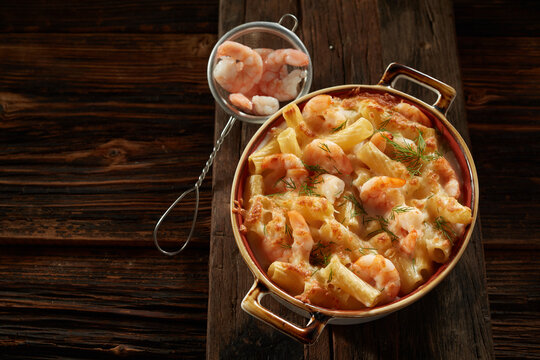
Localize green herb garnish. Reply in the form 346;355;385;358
390;205;413;219
384;130;440;176
433;216;457;244
342;194;367;217
285;223;293;240
277;177;297;190
302;162;328;175
358;247;378;255
331;120;347;133
318;143;331;153
299;182;321;197
364;215;399;241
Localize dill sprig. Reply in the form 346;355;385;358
276;177;297;190
328;268;333;282
376;111;394;132
318;143;331;153
302;161;328;175
434;216;457;244
341;194;367;217
365;215;399;241
310;242;331;267
285;223;293;240
299;181;321;197
333;165;343;175
331;120;347;133
390;205;413;220
384;131;440;176
358;247;378;255
266;192;285;197
280;242;292;249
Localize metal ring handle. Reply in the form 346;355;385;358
153;116;237;256
241;280;329;344
278;13;299;32
378;62;456;115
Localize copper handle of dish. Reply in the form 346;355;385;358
241;280;329;344
378;62;456;115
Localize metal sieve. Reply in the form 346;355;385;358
154;14;313;256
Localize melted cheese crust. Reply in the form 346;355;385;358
239;91;472;310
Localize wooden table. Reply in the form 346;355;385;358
0;0;538;359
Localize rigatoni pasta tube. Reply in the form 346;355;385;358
248;138;280;174
243;175;263;209
277;127;302;157
356;142;409;179
384;248;423;295
426;194;472;224
268;261;306;296
324;117;373;152
323;256;381;307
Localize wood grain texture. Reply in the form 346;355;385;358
0;245;209;359
0;0;218;34
0;0;537;358
0;33;216;246
208;0;494;359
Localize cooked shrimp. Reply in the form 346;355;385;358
302;95;347;134
258;49;309;101
229;93;253;112
351;254;401;303
313;174;345;204
432;157;460;198
370;131;393;153
394;102;432;127
252;95;280;116
229;93;279;116
254;48;274;61
213;41;263;94
262;206;292;263
388;207;425;256
288;210;315;265
373;132;418;159
302;139;353;175
360;176;406;215
260;69;307;102
261;153;308;193
265;48;310;68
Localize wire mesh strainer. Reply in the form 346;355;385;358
154;14;313;256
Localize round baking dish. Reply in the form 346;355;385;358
230;62;479;344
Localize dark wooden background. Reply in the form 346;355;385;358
0;0;538;359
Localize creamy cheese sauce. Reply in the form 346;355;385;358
238;91;473;310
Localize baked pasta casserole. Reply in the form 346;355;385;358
235;90;473;310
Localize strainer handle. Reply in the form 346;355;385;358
278;14;299;32
153;116;237;256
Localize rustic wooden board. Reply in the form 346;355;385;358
0;0;538;358
207;0;494;359
0;33;216;246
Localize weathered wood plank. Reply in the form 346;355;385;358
209;0;494;359
206;2;322;358
453;0;540;37
0;34;216;246
484;250;540;359
0;0;218;34
344;0;494;357
0;245;209;359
